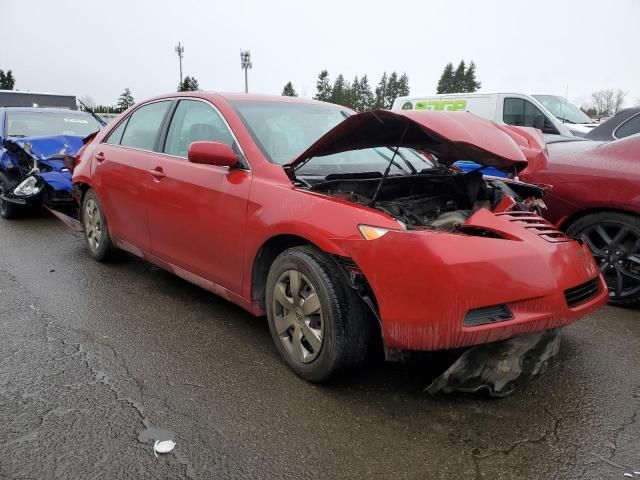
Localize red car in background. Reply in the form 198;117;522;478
521;135;640;307
69;93;607;382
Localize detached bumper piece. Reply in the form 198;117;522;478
426;329;561;398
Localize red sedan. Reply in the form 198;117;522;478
70;93;607;382
521;135;640;307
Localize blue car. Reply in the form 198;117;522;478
0;107;103;218
453;160;508;178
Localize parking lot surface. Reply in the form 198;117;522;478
1;215;639;479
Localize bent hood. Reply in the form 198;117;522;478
4;135;84;163
286;110;545;172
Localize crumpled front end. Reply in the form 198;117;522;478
338;208;608;352
1;135;80;209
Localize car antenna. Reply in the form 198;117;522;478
77;99;107;128
368;124;409;208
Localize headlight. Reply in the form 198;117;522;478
13;176;43;197
358;224;404;240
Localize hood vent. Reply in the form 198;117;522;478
496;211;569;243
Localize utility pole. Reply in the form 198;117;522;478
175;42;185;85
240;50;252;93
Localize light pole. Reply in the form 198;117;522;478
240;50;252;93
175;42;185;85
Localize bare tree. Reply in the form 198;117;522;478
590;89;627;116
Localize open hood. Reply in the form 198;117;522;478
285;110;543;173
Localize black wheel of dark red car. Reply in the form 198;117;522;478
265;246;371;382
567;212;640;307
82;189;113;262
0;173;20;219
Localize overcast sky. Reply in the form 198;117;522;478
3;0;639;108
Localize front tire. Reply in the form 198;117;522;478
566;211;640;307
265;246;371;382
82;189;113;262
0;173;21;219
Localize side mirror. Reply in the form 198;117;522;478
188;141;238;168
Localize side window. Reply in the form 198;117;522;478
104;118;129;145
503;98;525;126
615;114;640;139
504;98;556;133
163;100;236;158
119;101;171;151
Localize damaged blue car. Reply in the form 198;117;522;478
0;107;103;219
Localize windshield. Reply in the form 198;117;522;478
533;95;593;125
6;110;102;138
231;100;435;177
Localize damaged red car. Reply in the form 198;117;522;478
67;93;607;384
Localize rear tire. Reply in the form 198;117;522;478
265;246;371;382
82;189;113;262
566;211;640;307
0;173;21;219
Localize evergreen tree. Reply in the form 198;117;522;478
397;72;410;97
0;69;15;90
117;88;135;111
314;70;332;102
436;63;454;94
374;72;388;109
330;74;348;107
359;75;375;111
350;75;362;111
386;72;399;109
464;61;481;92
178;76;200;92
453;60;466;92
281;81;298;97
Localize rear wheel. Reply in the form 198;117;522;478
265;246;370;382
566;212;640;307
82;189;113;262
0;173;21;219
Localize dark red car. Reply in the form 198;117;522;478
70;93;607;382
521;135;640;307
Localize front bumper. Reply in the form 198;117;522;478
340;211;608;352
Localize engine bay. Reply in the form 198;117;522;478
307;171;544;231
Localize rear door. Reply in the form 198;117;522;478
91;100;171;252
146;98;252;293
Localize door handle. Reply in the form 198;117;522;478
149;167;166;179
95;152;105;163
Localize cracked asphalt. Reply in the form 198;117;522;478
1;215;639;479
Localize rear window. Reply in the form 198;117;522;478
118;101;171;151
614;113;640;139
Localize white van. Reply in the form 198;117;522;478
392;93;596;137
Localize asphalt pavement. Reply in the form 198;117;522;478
0;214;639;479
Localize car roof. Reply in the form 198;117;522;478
141;91;341;107
0;107;84;114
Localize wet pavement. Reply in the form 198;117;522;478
0;215;639;479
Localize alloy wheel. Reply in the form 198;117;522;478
271;269;324;364
84;198;103;251
579;222;640;300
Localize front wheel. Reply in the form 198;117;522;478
265;246;371;382
82;189;113;262
0;173;21;219
566;212;640;307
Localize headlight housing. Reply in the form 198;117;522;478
13;176;43;197
357;223;405;240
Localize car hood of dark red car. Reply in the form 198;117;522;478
285;110;532;172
